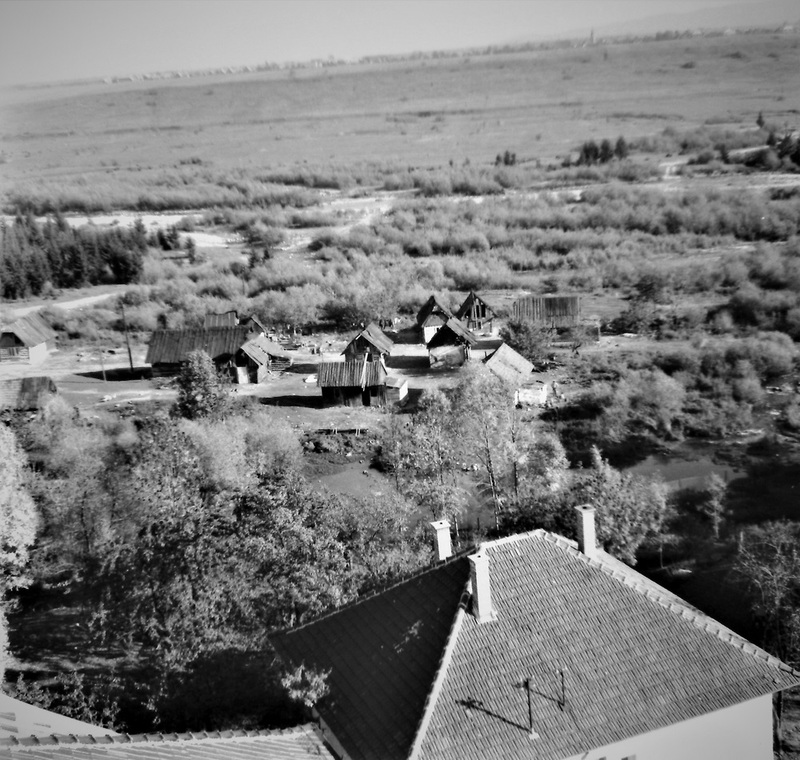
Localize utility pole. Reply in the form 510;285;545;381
120;303;134;374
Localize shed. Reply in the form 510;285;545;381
0;376;58;411
385;375;408;406
483;342;533;384
426;318;478;350
512;295;581;327
455;291;495;332
203;310;239;328
343;322;394;361
416;296;453;343
145;326;252;377
0;314;56;364
318;356;387;407
235;335;292;383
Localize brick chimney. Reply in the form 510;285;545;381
468;549;496;623
575;504;598;559
430;520;452;561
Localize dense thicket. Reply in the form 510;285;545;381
0;214;145;299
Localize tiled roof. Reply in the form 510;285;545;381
271;558;471;760
1;314;55;348
416;297;452;328
239;335;290;365
425;318;478;349
0;694;114;739
145;327;252;365
343;324;393;356
317;359;386;389
0;727;334;760
271;531;800;760
483;342;534;385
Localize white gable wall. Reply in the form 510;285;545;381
564;694;772;760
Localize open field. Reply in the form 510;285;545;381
2;32;799;201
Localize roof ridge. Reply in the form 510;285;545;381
0;725;320;749
271;548;475;637
407;591;471;760
536;531;800;679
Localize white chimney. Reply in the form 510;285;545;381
575;504;598;558
430;520;452;561
468;550;495;623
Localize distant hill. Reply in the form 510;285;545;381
511;0;799;42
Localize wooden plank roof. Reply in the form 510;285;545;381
416;296;453;328
271;530;800;760
0;377;57;410
425;318;478;349
343;323;394;356
483;342;534;385
203;310;238;328
317;359;386;389
145;327;251;365
239;334;290;366
1;314;55;347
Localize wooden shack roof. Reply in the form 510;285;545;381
343;322;394;356
145;326;251;365
426;318;478;349
455;291;494;320
1;314;56;347
239;335;290;365
416;296;453;328
317;358;387;389
483;342;534;386
512;295;581;323
203;311;239;328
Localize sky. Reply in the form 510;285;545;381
0;0;778;88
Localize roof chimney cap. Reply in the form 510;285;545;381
430;520;452;561
575;504;598;558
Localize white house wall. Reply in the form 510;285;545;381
564;694;773;760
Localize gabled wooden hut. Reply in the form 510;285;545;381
456;291;495;332
234;335;292;383
318;356;387;407
426;317;478;367
512;295;581;327
0;314;56;364
416;296;453;343
146;326;252;377
342;322;393;361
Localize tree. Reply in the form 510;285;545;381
757;110;765;129
599;138;614;164
569;447;668;564
498;319;552;365
614;135;629;160
174;350;229;420
700;472;728;539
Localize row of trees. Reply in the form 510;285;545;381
0;214;145;299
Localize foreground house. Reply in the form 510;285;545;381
482;342;546;405
416;296;453;343
318;356;388;407
271;509;799;760
342;322;393;362
455;291;495;333
0;313;57;365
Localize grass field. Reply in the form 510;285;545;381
2;32;798;200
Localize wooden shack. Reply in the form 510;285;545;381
416;296;453;343
342;322;393;361
0;376;58;410
426;317;478;367
385;375;409;406
512;295;581;327
483;342;538;404
234;335;292;383
456;291;495;332
146;326;252;377
0;314;57;365
318;356;387;407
